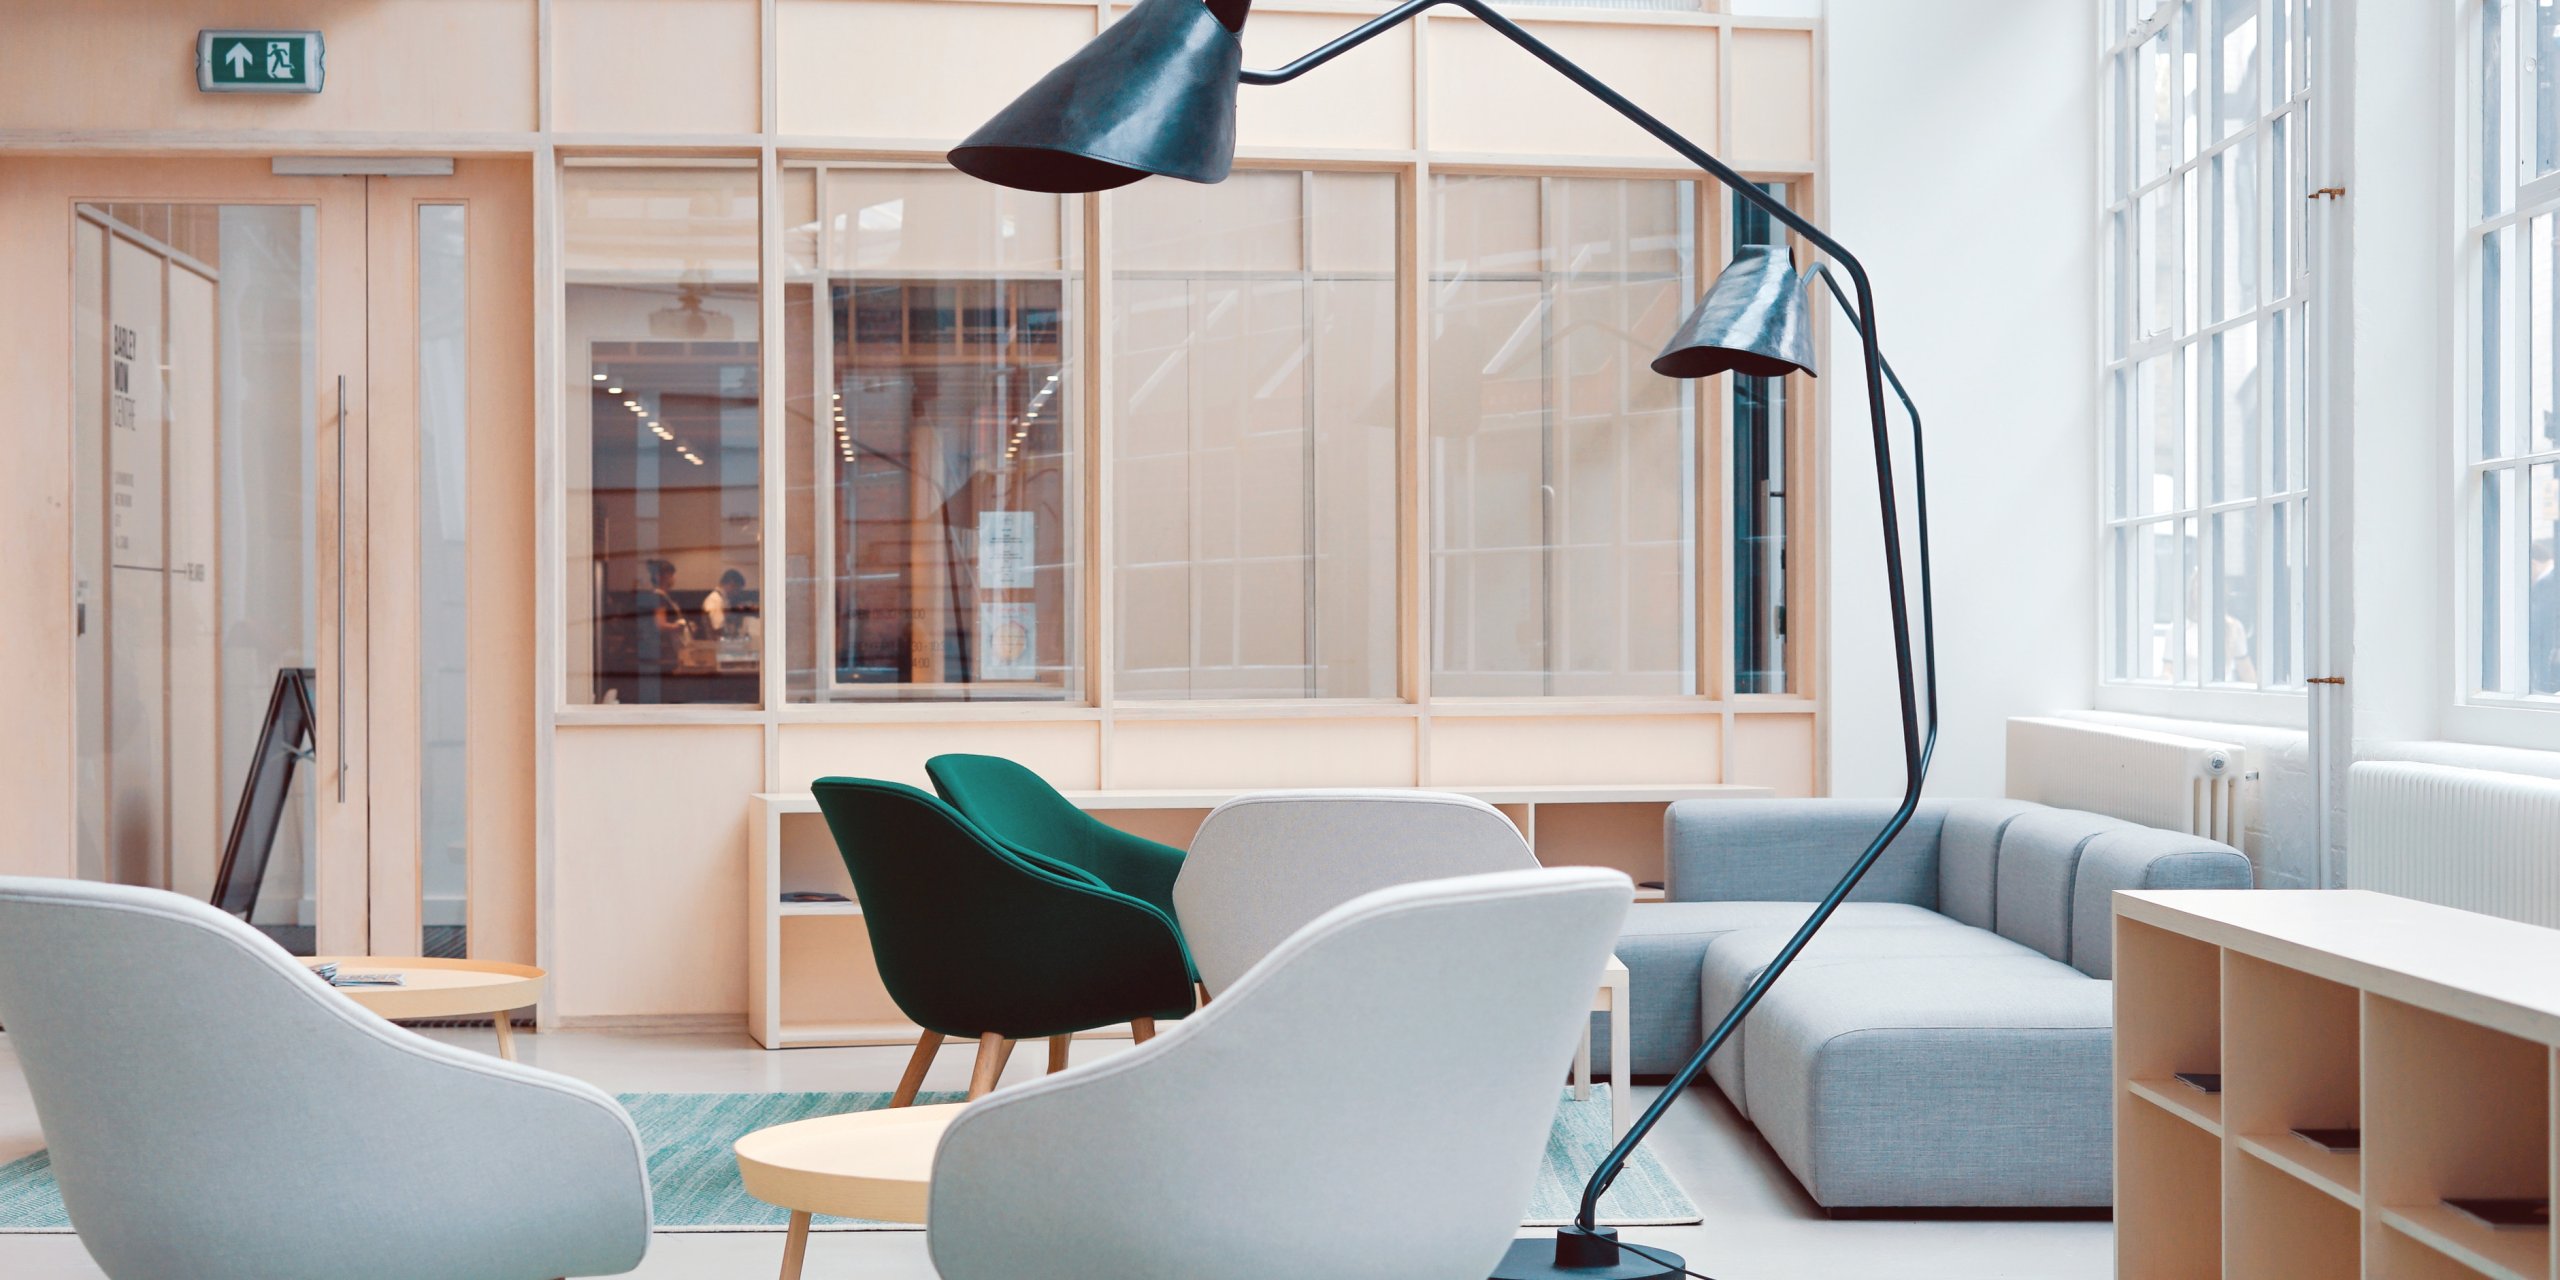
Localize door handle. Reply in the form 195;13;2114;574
336;374;348;802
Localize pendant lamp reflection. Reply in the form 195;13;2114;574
1650;243;1819;380
949;0;1255;193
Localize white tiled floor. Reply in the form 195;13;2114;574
0;1027;2111;1279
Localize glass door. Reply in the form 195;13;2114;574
70;162;520;960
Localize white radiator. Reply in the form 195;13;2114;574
2347;761;2560;929
2005;716;2247;847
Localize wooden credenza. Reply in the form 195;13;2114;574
2116;889;2560;1280
746;783;1770;1050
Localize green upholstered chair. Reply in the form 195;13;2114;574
810;777;1197;1106
925;753;1186;918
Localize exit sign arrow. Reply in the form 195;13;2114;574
196;30;325;94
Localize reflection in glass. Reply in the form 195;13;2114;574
1732;183;1792;695
564;168;763;706
72;203;319;950
1114;170;1398;700
1428;175;1696;698
785;167;1081;702
418;205;469;957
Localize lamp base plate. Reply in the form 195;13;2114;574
1487;1236;1686;1280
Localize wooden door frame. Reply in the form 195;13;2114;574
1;154;535;966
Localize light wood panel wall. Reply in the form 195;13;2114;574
0;0;1825;1025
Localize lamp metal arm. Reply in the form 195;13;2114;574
1246;0;1936;1240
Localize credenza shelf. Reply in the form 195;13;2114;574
2127;1077;2224;1135
2116;890;2560;1280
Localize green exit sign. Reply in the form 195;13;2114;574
196;30;325;94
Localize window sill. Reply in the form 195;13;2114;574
2093;681;2309;731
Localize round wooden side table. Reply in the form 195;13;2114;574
734;1102;962;1280
310;956;546;1061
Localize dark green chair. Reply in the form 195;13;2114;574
925;754;1187;918
810;777;1196;1106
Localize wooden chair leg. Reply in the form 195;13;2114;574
1131;1017;1157;1044
890;1031;943;1108
968;1032;1015;1099
1195;981;1211;1006
1047;1034;1071;1075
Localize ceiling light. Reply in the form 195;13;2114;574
592;373;607;382
608;385;623;395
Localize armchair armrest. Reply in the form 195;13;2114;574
1077;820;1185;917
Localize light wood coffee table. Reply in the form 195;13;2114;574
310;956;546;1061
735;1102;960;1280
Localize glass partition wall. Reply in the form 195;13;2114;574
565;161;1805;715
783;166;1083;703
564;165;764;706
1112;170;1399;700
1427;175;1699;698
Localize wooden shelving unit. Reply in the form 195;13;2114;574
746;783;1769;1048
2117;890;2560;1280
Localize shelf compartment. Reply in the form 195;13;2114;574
2227;1143;2358;1280
2221;951;2360;1207
2115;917;2220;1116
2118;1083;2222;1280
2378;1204;2550;1280
2128;1076;2225;1135
2365;994;2551;1280
777;810;857;899
2232;1133;2359;1208
775;913;907;1036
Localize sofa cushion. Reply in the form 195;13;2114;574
1936;799;2040;931
2067;828;2253;978
1740;956;2113;1207
1611;901;1943;1077
1696;920;2047;1114
1991;808;2140;962
1663;800;1949;907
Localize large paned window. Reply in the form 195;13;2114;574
2101;0;2312;693
564;166;763;707
782;167;1082;703
1428;175;1697;698
2470;0;2560;700
1112;170;1399;700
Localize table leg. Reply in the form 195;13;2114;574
1608;975;1632;1137
1573;1016;1593;1102
493;1012;518;1062
779;1209;811;1280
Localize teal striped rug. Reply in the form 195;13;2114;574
0;1084;1695;1234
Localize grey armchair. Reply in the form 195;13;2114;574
0;877;652;1280
928;867;1632;1280
1171;788;1539;996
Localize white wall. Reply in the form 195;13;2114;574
1819;0;2100;800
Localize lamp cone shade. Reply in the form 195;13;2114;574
949;0;1250;193
1650;244;1819;380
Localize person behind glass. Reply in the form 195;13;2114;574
641;559;688;696
704;568;748;638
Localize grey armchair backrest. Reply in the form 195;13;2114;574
1172;789;1539;996
0;877;651;1280
929;867;1634;1280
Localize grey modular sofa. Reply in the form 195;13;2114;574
1606;798;2252;1209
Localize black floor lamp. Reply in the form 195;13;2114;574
948;2;1940;1276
